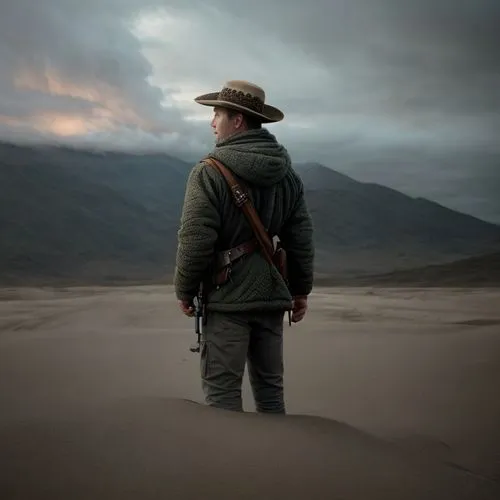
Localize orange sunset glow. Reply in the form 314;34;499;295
0;112;112;137
10;67;167;136
38;115;96;136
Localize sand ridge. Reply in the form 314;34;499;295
1;286;499;498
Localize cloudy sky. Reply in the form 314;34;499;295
1;0;499;223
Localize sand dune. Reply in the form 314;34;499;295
1;286;499;499
1;398;499;500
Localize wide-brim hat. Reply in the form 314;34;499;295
194;80;284;123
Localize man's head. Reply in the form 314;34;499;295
211;106;262;142
194;80;284;142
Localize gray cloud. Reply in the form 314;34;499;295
0;0;195;149
0;0;499;222
176;0;500;121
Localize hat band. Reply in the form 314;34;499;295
218;87;264;113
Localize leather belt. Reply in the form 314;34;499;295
216;239;258;269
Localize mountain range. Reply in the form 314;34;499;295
345;250;500;287
1;141;499;286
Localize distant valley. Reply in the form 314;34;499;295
1;141;499;286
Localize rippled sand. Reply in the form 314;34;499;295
1;285;499;499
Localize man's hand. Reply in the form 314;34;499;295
178;299;195;317
291;295;308;323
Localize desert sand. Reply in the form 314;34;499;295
0;285;499;499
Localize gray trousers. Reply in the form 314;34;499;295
200;310;286;414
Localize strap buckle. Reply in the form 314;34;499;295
231;185;248;206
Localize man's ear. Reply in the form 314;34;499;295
234;113;245;129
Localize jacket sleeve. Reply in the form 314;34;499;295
174;163;221;301
279;183;315;296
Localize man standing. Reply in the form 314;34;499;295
174;80;314;414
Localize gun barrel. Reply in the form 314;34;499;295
190;286;204;353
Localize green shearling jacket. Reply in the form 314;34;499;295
174;128;314;312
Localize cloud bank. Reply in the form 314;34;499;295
1;0;499;222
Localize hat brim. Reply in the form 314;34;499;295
194;92;284;123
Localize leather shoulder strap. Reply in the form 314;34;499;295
203;157;275;264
